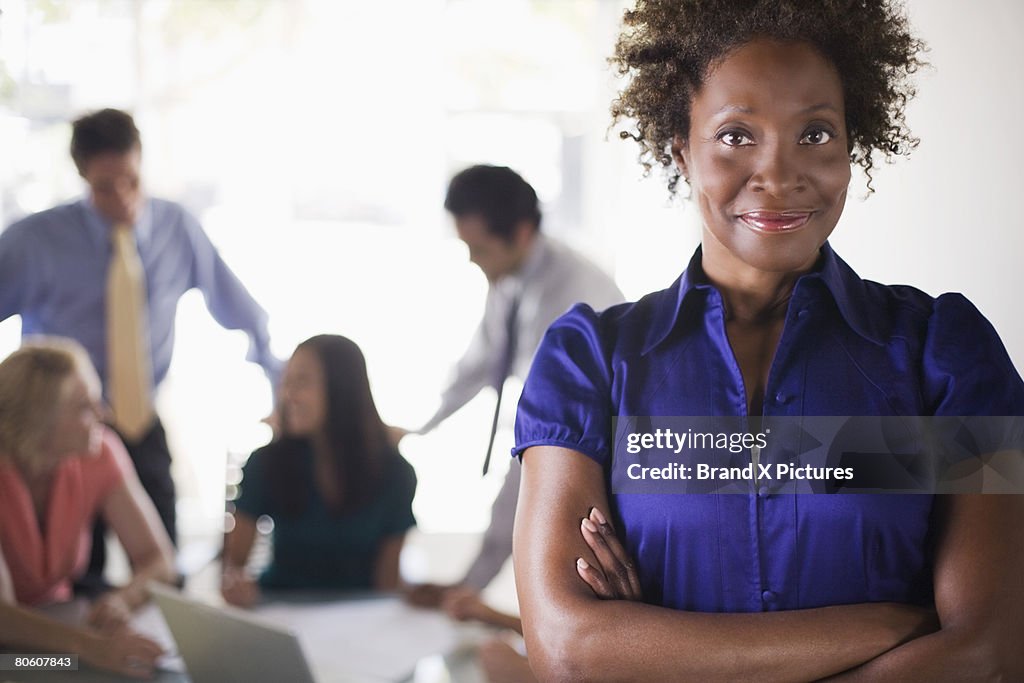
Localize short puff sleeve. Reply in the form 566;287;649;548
513;303;614;466
922;293;1024;416
922;294;1024;465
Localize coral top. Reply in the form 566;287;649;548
0;427;130;605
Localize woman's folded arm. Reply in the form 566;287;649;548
513;446;937;683
826;494;1024;682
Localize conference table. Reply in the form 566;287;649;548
2;592;496;683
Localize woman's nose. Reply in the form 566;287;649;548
748;141;806;197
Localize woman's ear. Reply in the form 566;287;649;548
671;134;689;181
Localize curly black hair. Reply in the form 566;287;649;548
610;0;927;194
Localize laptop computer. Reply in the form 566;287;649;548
149;583;318;683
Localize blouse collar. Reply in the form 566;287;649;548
641;242;886;355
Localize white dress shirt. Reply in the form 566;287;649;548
419;233;624;434
417;233;624;589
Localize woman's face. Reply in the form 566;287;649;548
43;369;103;460
674;39;852;276
281;346;327;437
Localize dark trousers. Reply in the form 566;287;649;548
78;418;177;594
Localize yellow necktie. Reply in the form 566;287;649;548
107;225;154;442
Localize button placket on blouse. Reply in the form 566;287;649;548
708;290;749;417
756;298;812;610
702;286;770;611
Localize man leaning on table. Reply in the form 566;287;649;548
0;108;282;587
397;165;624;607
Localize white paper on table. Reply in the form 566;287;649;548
254;596;481;682
128;603;186;673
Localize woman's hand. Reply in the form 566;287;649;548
79;628;164;679
403;581;457;608
440;586;525;633
86;591;133;633
442;586;491;622
576;507;643;601
220;567;260;607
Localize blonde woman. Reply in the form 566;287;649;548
0;339;175;678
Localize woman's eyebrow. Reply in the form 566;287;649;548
712;104;754;115
710;102;840;117
800;103;841;114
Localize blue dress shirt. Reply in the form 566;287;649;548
0;198;281;396
514;244;1024;612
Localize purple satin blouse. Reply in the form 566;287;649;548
513;244;1024;612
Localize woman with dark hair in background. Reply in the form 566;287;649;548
221;334;416;605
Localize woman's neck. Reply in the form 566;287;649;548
10;449;59;483
700;238;817;324
10;455;57;523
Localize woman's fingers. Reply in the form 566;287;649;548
584;508;644;601
87;595;132;633
221;574;259;607
575;557;615;598
87;631;163;679
592;508;643;600
589;508;632;571
115;659;153;679
115;637;161;679
625;562;643;600
580;516;634;598
402;582;453;608
441;586;484;621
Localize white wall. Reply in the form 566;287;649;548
831;0;1024;371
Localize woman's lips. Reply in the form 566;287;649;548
738;211;813;232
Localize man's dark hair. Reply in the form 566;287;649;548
444;165;542;242
70;108;142;175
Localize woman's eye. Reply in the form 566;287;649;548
800;128;834;145
718;131;753;147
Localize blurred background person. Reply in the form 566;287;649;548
0;338;175;679
0;108;283;589
399;165;624;609
221;334;416;605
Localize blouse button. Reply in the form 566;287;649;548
757;485;770;498
775;392;790;405
761;589;777;603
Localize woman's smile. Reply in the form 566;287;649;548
737;210;815;233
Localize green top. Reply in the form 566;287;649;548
235;440;417;590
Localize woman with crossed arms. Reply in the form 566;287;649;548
512;1;1024;680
